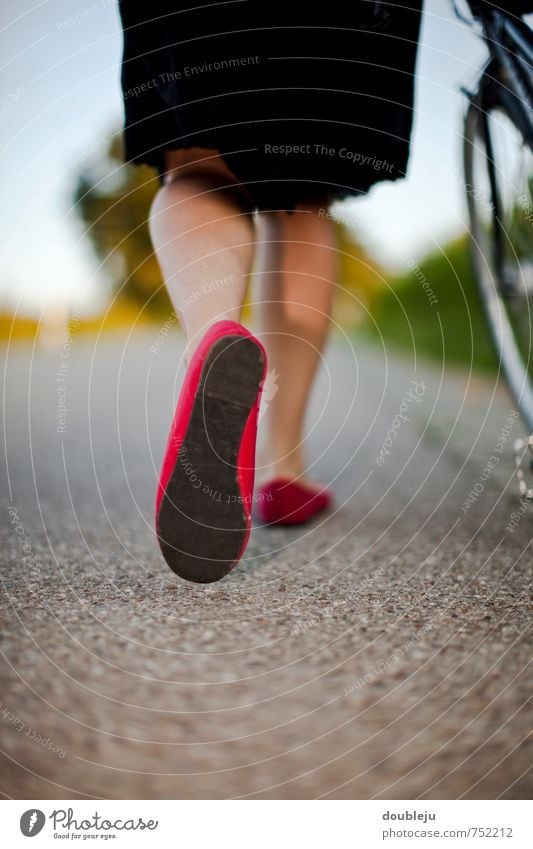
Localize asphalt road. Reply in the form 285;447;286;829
1;329;531;799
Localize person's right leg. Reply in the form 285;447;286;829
149;148;256;358
150;149;266;582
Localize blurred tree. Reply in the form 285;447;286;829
362;235;498;372
74;135;169;317
73;134;386;322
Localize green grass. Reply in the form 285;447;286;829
361;235;499;373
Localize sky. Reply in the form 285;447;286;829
0;0;492;314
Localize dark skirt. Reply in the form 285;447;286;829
118;1;423;211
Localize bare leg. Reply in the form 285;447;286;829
149;148;255;358
254;202;337;486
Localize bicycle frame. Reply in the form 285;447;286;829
464;6;533;287
459;1;533;468
483;10;533;114
466;5;533;138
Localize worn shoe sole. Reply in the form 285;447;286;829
156;334;265;583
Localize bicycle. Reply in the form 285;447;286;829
457;1;533;498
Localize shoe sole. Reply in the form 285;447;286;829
156;334;265;583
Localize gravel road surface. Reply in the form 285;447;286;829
1;330;531;799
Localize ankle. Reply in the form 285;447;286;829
256;451;306;484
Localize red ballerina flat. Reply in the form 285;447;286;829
256;478;332;526
156;320;266;583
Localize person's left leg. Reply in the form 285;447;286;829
254;202;337;487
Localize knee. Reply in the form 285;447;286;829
294;197;333;219
160;148;255;214
162;161;227;192
161;147;229;184
298;202;336;238
281;201;337;245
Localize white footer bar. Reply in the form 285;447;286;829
3;799;530;848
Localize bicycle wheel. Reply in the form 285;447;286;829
463;75;533;431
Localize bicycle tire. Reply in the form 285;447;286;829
463;73;533;432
